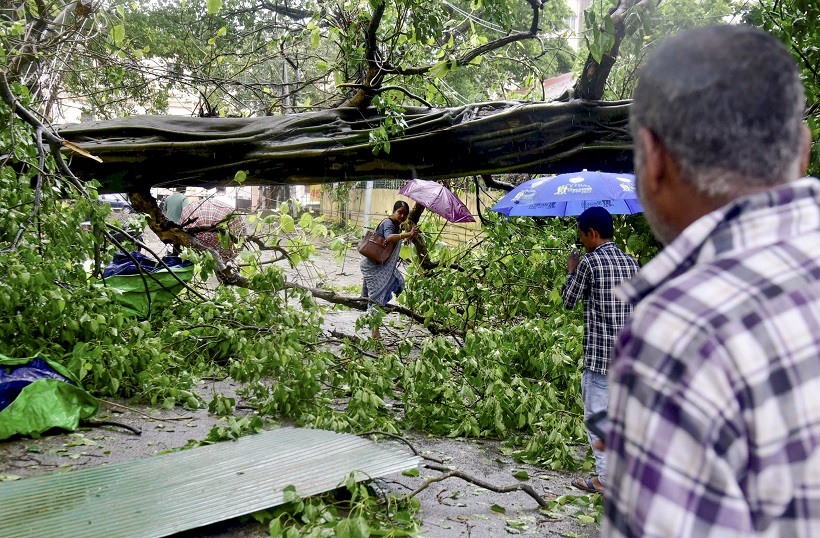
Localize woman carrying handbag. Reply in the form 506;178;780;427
360;200;420;339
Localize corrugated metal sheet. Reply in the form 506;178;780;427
0;427;420;537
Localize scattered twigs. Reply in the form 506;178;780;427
363;431;551;510
99;399;193;421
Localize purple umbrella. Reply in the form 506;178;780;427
398;179;475;223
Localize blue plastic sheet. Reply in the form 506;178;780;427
0;358;74;412
103;252;192;278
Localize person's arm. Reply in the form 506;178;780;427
385;226;419;244
379;219;419;244
561;253;588;310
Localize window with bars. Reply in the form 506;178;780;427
351;179;410;190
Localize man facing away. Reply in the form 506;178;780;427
561;206;640;494
162;189;190;224
604;25;819;536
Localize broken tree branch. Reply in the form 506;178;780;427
282;280;460;337
411;461;550;508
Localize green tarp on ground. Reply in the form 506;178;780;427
102;253;194;317
0;355;98;440
104;267;194;317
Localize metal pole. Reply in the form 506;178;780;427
363;180;374;230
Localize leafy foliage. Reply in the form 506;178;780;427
577;0;736;101
740;0;820;176
398;209;654;466
4;0;573;122
256;478;421;537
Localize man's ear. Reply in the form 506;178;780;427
587;228;601;242
799;124;812;176
638;127;667;195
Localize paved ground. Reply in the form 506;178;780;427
0;389;598;537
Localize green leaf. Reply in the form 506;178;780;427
112;25;126;46
233;170;247;184
430;61;450;79
513;470;529;480
490;503;506;514
206;0;223;15
402;468;420;477
282;484;299;503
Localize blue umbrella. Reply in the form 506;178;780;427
490;171;643;217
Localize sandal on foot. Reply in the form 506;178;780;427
571;477;604;494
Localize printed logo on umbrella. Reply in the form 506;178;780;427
512;189;536;204
616;176;635;192
555;176;593;195
555;184;593;195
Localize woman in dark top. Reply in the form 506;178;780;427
360;200;419;339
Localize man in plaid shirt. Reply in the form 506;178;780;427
562;206;640;494
605;25;819;536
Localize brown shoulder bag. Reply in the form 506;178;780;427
358;219;396;264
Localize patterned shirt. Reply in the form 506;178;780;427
604;177;820;537
561;241;640;375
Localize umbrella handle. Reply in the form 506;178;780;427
429;222;447;248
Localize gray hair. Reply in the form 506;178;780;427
630;25;806;197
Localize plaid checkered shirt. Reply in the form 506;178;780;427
604;177;820;537
561;241;640;376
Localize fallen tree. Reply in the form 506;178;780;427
58;99;633;192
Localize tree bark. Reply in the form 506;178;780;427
405;202;438;270
58;99;632;193
573;0;654;101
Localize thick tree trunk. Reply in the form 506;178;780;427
127;191;249;287
405;202;438;270
58;99;632;193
